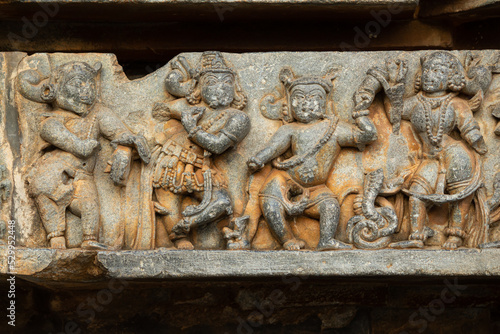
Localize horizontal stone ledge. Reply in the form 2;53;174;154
2;248;500;281
420;0;500;19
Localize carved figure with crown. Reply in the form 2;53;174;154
246;68;378;251
151;51;250;249
364;51;494;250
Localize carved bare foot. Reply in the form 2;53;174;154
409;231;427;241
389;240;424;249
50;236;66;249
442;236;463;250
283;239;306;250
156;246;176;250
227;238;251;250
175;238;194;250
317;239;353;251
81;240;110;250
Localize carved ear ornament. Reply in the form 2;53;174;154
40;83;57;103
414;73;422;93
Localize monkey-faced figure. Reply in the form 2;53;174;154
20;61;150;250
247;69;378;251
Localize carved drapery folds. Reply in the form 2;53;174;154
1;50;500;251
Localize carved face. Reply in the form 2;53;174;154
200;72;235;109
290;84;327;123
421;57;449;93
58;75;97;114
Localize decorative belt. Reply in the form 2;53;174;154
161;139;204;169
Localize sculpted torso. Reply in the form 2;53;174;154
406;95;470;154
41;110;100;174
285;120;340;187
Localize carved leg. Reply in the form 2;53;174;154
170;189;232;249
408;194;428;243
182;189;232;228
35;194;67;249
226;166;272;250
68;179;108;250
260;175;305;250
391;160;438;249
390;183;430;249
154;188;181;249
311;197;353;251
443;145;475;250
443;193;473;250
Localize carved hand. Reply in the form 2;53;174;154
78;139;101;158
354;93;374;111
470;133;488;155
110;151;130;185
132;135;151;164
385;59;407;103
247;156;264;172
283;190;310;216
181;107;205;132
387;59;407;86
111;133;151;164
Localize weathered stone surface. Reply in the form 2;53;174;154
1;50;500;288
3;248;500;282
3;50;500;250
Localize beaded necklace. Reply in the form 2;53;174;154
417;92;457;147
272;115;339;170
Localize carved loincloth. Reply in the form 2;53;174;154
403;148;482;204
259;169;337;212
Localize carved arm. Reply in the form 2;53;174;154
187;111;251;155
248;125;292;171
40;118;100;159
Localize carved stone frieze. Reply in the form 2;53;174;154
1;50;500;264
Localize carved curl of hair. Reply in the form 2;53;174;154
230;79;247;110
447;59;466;92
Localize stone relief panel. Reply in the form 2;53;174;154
2;50;500;252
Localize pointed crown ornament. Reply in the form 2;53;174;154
198;51;234;75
